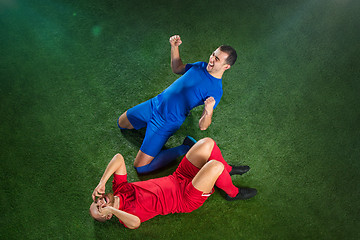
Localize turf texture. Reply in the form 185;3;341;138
1;0;359;239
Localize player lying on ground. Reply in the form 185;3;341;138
90;138;257;229
117;35;237;174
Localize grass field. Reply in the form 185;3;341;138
1;0;359;239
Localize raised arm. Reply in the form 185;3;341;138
92;153;127;201
199;97;216;130
169;35;186;75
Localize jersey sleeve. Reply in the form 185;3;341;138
184;61;205;74
112;173;128;192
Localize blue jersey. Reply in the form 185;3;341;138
153;62;223;123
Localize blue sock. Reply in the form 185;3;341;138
135;145;190;174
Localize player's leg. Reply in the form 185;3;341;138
186;138;256;200
191;160;224;193
118;99;153;130
132;124;169;172
134;134;196;174
133;150;154;168
184;137;215;168
118;111;134;129
185;137;249;174
134;116;196;174
184;137;232;170
147;136;196;167
185;138;238;196
191;161;257;201
208;139;251;175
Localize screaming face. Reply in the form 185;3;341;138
89;193;115;222
206;48;230;76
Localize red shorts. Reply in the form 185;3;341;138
172;156;213;212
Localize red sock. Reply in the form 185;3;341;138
209;141;232;172
209;141;238;197
215;170;239;197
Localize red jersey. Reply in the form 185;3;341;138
112;156;212;227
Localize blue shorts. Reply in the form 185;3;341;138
123;98;183;157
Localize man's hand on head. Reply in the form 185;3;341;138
92;182;106;202
169;35;182;47
100;206;113;217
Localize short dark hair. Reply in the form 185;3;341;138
219;45;237;66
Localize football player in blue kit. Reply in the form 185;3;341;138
118;35;237;174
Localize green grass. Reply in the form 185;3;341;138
1;0;359;239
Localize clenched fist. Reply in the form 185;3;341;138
169;35;182;47
204;97;216;113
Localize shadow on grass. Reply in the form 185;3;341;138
120;128;146;148
136;158;179;181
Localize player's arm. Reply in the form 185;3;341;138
199;97;216;131
169;35;186;75
92;154;127;201
102;206;141;229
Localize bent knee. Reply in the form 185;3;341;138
118;111;134;129
196;137;215;152
133;151;154;168
206;160;225;175
199;137;214;143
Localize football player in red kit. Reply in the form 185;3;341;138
90;138;257;229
